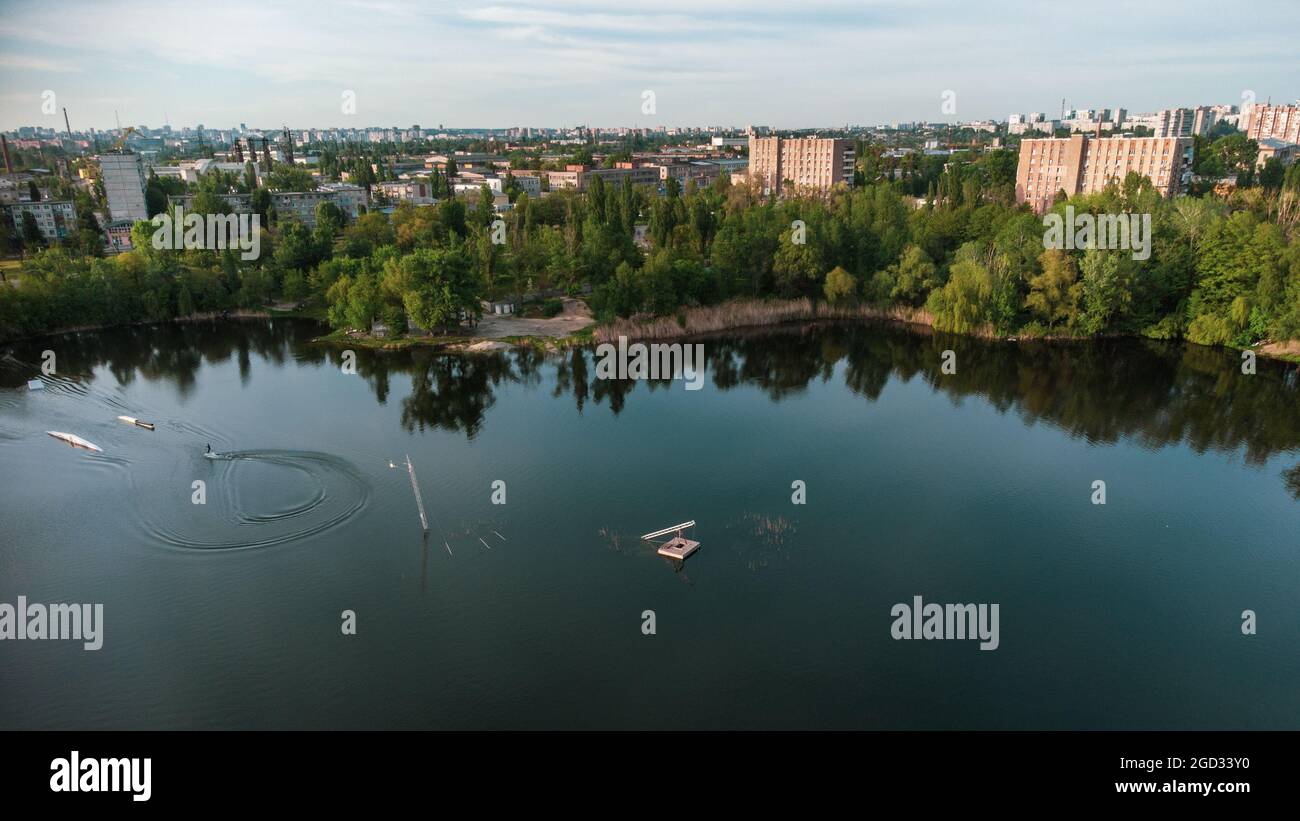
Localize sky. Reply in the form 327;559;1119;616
1;0;1297;131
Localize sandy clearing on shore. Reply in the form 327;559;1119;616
1259;340;1300;359
472;297;594;339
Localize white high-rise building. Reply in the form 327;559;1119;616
98;152;149;222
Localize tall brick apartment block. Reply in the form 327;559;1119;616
1015;135;1193;214
1246;103;1300;146
747;135;855;196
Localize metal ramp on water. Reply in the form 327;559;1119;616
641;520;700;560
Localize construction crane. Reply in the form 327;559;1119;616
109;126;138;151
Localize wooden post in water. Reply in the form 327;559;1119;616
405;454;429;531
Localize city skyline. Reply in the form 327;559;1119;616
1;0;1298;132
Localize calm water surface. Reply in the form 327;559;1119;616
2;318;1298;729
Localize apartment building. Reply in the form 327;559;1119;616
542;167;578;190
5;199;77;241
591;163;662;189
1256;138;1298;169
1151;107;1216;139
1015;135;1194;214
167;193;253;213
540;163;661;192
166;183;367;228
651;160;722;189
425;153;506;172
1061;108;1125;134
747;135;855;195
1153;108;1195;138
274;184;367;225
1246;103;1300;146
0;174;35;205
1192;106;1217;137
507;173;541;197
98;151;149;222
375;179;435;205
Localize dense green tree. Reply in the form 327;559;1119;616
20;212;45;249
1078;250;1131;334
385;247;480;333
1025;249;1080;329
927;258;994;334
265;165;318;192
824;265;857;304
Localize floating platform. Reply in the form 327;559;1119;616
642;520;700;561
656;536;701;560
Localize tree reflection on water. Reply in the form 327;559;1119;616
5;317;1298;494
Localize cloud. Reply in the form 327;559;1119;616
0;0;1296;129
0;54;83;73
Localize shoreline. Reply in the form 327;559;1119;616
0;310;279;346
593;298;1300;364
306;326;594;354
5;300;1298;365
594;298;939;344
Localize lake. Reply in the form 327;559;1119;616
2;318;1298;729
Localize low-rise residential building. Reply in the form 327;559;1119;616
453;179;500;196
0;173;35;204
271;187;363;226
375;179;435;205
647;160;719;189
1256;138;1298;168
167;193;253;212
167;183;366;228
457;187;512;212
105;219;134;253
545;165;585;190
425;153;506;172
6;199;77;241
505;172;541;197
587;163;662;189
